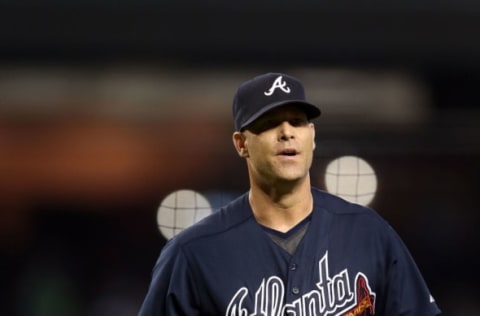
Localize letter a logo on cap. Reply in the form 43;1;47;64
264;76;291;96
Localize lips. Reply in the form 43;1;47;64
277;148;298;156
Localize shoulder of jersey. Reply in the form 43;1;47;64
167;192;252;245
170;189;387;246
312;187;383;218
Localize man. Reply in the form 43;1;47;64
138;72;441;315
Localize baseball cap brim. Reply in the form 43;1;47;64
240;100;321;131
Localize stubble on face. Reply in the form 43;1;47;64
242;107;316;189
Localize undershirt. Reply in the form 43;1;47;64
261;214;312;255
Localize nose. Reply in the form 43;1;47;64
278;121;295;141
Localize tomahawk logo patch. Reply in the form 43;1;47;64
226;251;376;316
264;76;291;96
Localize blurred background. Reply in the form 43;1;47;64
0;1;479;315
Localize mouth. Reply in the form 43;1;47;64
278;149;298;157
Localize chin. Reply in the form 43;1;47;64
278;172;309;183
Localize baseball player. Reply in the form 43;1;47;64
138;73;441;315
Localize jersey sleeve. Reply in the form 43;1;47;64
138;240;201;316
382;225;441;316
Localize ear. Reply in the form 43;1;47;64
232;131;249;158
310;122;316;151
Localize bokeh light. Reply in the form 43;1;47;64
324;155;377;206
156;190;212;239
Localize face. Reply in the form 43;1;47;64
233;105;316;187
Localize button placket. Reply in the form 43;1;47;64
288;261;300;296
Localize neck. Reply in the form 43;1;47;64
249;176;313;233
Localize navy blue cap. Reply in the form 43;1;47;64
232;73;321;131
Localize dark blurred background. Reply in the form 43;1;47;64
1;1;479;315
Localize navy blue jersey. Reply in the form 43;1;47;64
138;188;441;315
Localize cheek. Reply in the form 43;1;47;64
249;134;272;151
304;133;315;150
248;141;266;159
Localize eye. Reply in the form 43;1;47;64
246;118;280;134
289;118;309;127
263;119;281;130
245;116;308;134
